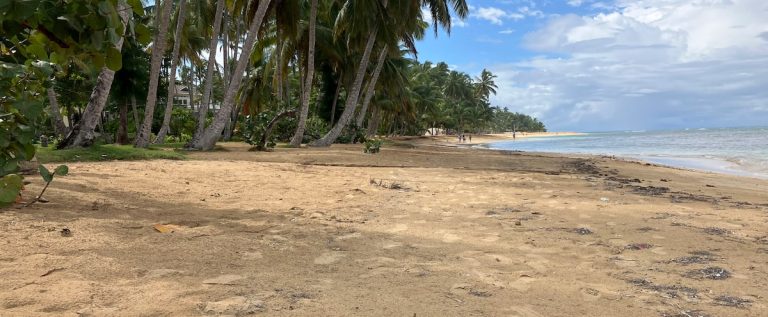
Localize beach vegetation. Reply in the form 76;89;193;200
364;139;383;154
1;0;550;205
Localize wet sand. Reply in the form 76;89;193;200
1;141;767;316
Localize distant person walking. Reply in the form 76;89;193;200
469;135;472;142
513;131;516;140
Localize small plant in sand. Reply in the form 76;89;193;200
363;139;382;154
25;164;68;206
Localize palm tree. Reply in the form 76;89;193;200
474;68;497;102
46;87;68;137
189;0;226;145
312;0;467;146
309;0;389;146
155;0;189;143
135;0;174;148
289;0;319;147
189;0;273;150
58;1;133;148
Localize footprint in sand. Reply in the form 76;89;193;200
580;287;602;301
314;252;345;265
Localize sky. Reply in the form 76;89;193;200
415;0;768;132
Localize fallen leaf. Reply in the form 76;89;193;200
153;224;174;233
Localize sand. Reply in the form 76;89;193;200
423;131;585;146
1;139;767;316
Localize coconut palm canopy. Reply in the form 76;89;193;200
3;0;546;157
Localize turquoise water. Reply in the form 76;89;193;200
488;127;768;179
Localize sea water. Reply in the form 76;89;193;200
488;127;768;179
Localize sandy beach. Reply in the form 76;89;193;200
426;131;585;146
2;140;767;316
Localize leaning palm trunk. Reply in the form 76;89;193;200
289;0;318;147
190;0;225;143
366;105;381;137
46;87;68;137
57;3;130;148
155;0;188;144
355;44;387;128
190;0;271;151
310;28;378;147
134;0;174;148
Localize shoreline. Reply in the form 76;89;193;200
453;133;768;181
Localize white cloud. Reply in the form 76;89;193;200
452;17;468;28
472;7;512;25
488;0;768;131
469;5;544;25
499;28;515;34
568;0;585;6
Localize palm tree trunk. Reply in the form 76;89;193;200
187;64;196;116
310;27;379;147
155;0;188;144
330;74;341;125
58;2;130;149
275;28;283;104
46;87;68;137
135;0;174;148
366;105;381;137
190;0;225;144
289;0;318;147
355;44;387;128
118;102;129;144
131;95;140;133
191;0;272;150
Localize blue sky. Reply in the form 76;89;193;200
415;0;768;132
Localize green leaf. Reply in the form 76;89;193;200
26;43;48;60
2;158;19;174
23;143;36;159
57;15;83;33
0;174;24;205
127;0;144;15
39;165;53;183
98;0;113;16
134;23;150;44
10;0;37;20
105;46;122;71
91;30;104;48
54;165;69;176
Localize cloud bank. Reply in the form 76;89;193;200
490;0;768;131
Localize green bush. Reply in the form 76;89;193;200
337;123;366;144
363;139;382;154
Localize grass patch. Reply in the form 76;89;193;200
149;142;186;149
36;144;186;163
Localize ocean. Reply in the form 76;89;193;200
487;127;768;179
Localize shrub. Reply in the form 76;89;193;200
363;139;382;154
